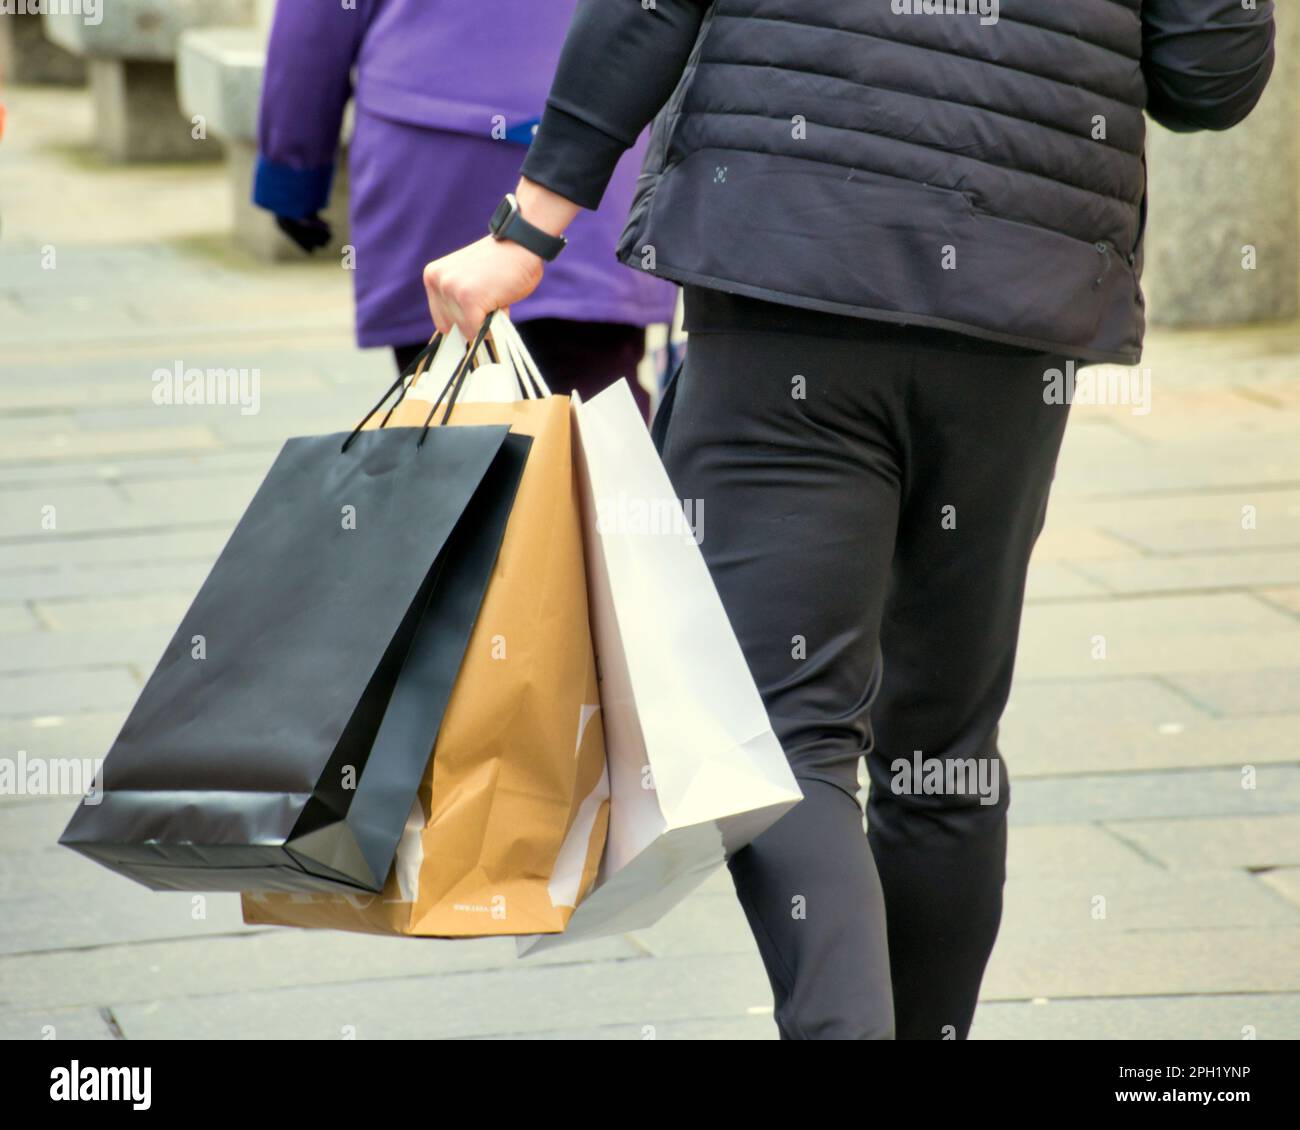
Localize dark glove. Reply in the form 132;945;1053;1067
275;213;332;253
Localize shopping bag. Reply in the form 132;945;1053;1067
61;329;530;895
518;376;803;955
242;315;609;935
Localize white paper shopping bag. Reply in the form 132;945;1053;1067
518;378;802;955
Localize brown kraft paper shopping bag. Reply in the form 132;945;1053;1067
243;387;609;936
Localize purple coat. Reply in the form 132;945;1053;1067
254;0;677;348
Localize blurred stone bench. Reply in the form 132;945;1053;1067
0;10;86;85
43;0;255;162
1138;5;1299;327
176;26;351;263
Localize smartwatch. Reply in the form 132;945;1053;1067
489;193;567;261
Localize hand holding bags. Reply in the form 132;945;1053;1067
60;326;529;894
65;307;799;948
243;317;609;936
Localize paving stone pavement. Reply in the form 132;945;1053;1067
2;83;1299;1041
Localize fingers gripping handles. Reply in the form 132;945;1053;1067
341;312;498;453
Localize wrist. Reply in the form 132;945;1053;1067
489;188;570;262
514;177;580;239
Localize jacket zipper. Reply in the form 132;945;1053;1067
1093;241;1113;289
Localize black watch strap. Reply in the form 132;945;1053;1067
489;193;567;261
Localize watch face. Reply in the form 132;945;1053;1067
490;194;517;236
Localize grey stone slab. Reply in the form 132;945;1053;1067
0;831;260;957
1;798;100;856
176;27;266;142
1101;514;1300;555
1074;551;1300;597
0;668;139;718
1166;668;1300;718
72;397;367;441
1024;562;1109;602
1262;587;1300;616
0;624;171;677
30;592;193;633
0;348;348;390
1258;867;1300;909
1006;824;1160;878
0;484;137;539
0;1008;115;1042
1053;432;1300;496
983;927;1300;1001
1;562;209;605
3;427;221;466
1009;766;1300;826
1002;869;1299;936
1105;814;1300;871
320;350;407;388
0;528;226;571
626;892;754;959
64;405;264;435
0;413;82;437
971;993;1300;1041
1050;423;1153;493
206;410;375;449
1001;711;1300;777
1122;321;1300;380
1005;677;1209;726
0;246;185;292
474;1013;777;1040
0;713;122;764
5;315;354;357
116;475;262;526
0;920;639;1013
0;370;326;415
1016;594;1300;679
0;604;40;633
108;951;773;1040
0;450;280;492
0;877;255;959
59;375;362;428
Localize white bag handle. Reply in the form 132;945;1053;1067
408;313;552;405
496;315;552;399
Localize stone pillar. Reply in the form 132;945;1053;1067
255;0;276;34
89;57;216;163
43;0;256;164
0;11;87;85
1142;4;1299;326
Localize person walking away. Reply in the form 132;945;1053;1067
422;0;1276;1038
252;0;676;412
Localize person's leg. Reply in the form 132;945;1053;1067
515;318;650;418
392;341;427;374
864;344;1073;1040
658;329;908;1039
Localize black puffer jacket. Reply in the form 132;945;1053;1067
522;1;1276;363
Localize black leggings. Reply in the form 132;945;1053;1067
656;327;1072;1039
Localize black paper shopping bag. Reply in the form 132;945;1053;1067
61;328;530;895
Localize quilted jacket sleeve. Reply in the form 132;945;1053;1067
520;0;711;209
1141;0;1276;132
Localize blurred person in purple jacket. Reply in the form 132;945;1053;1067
252;0;676;411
